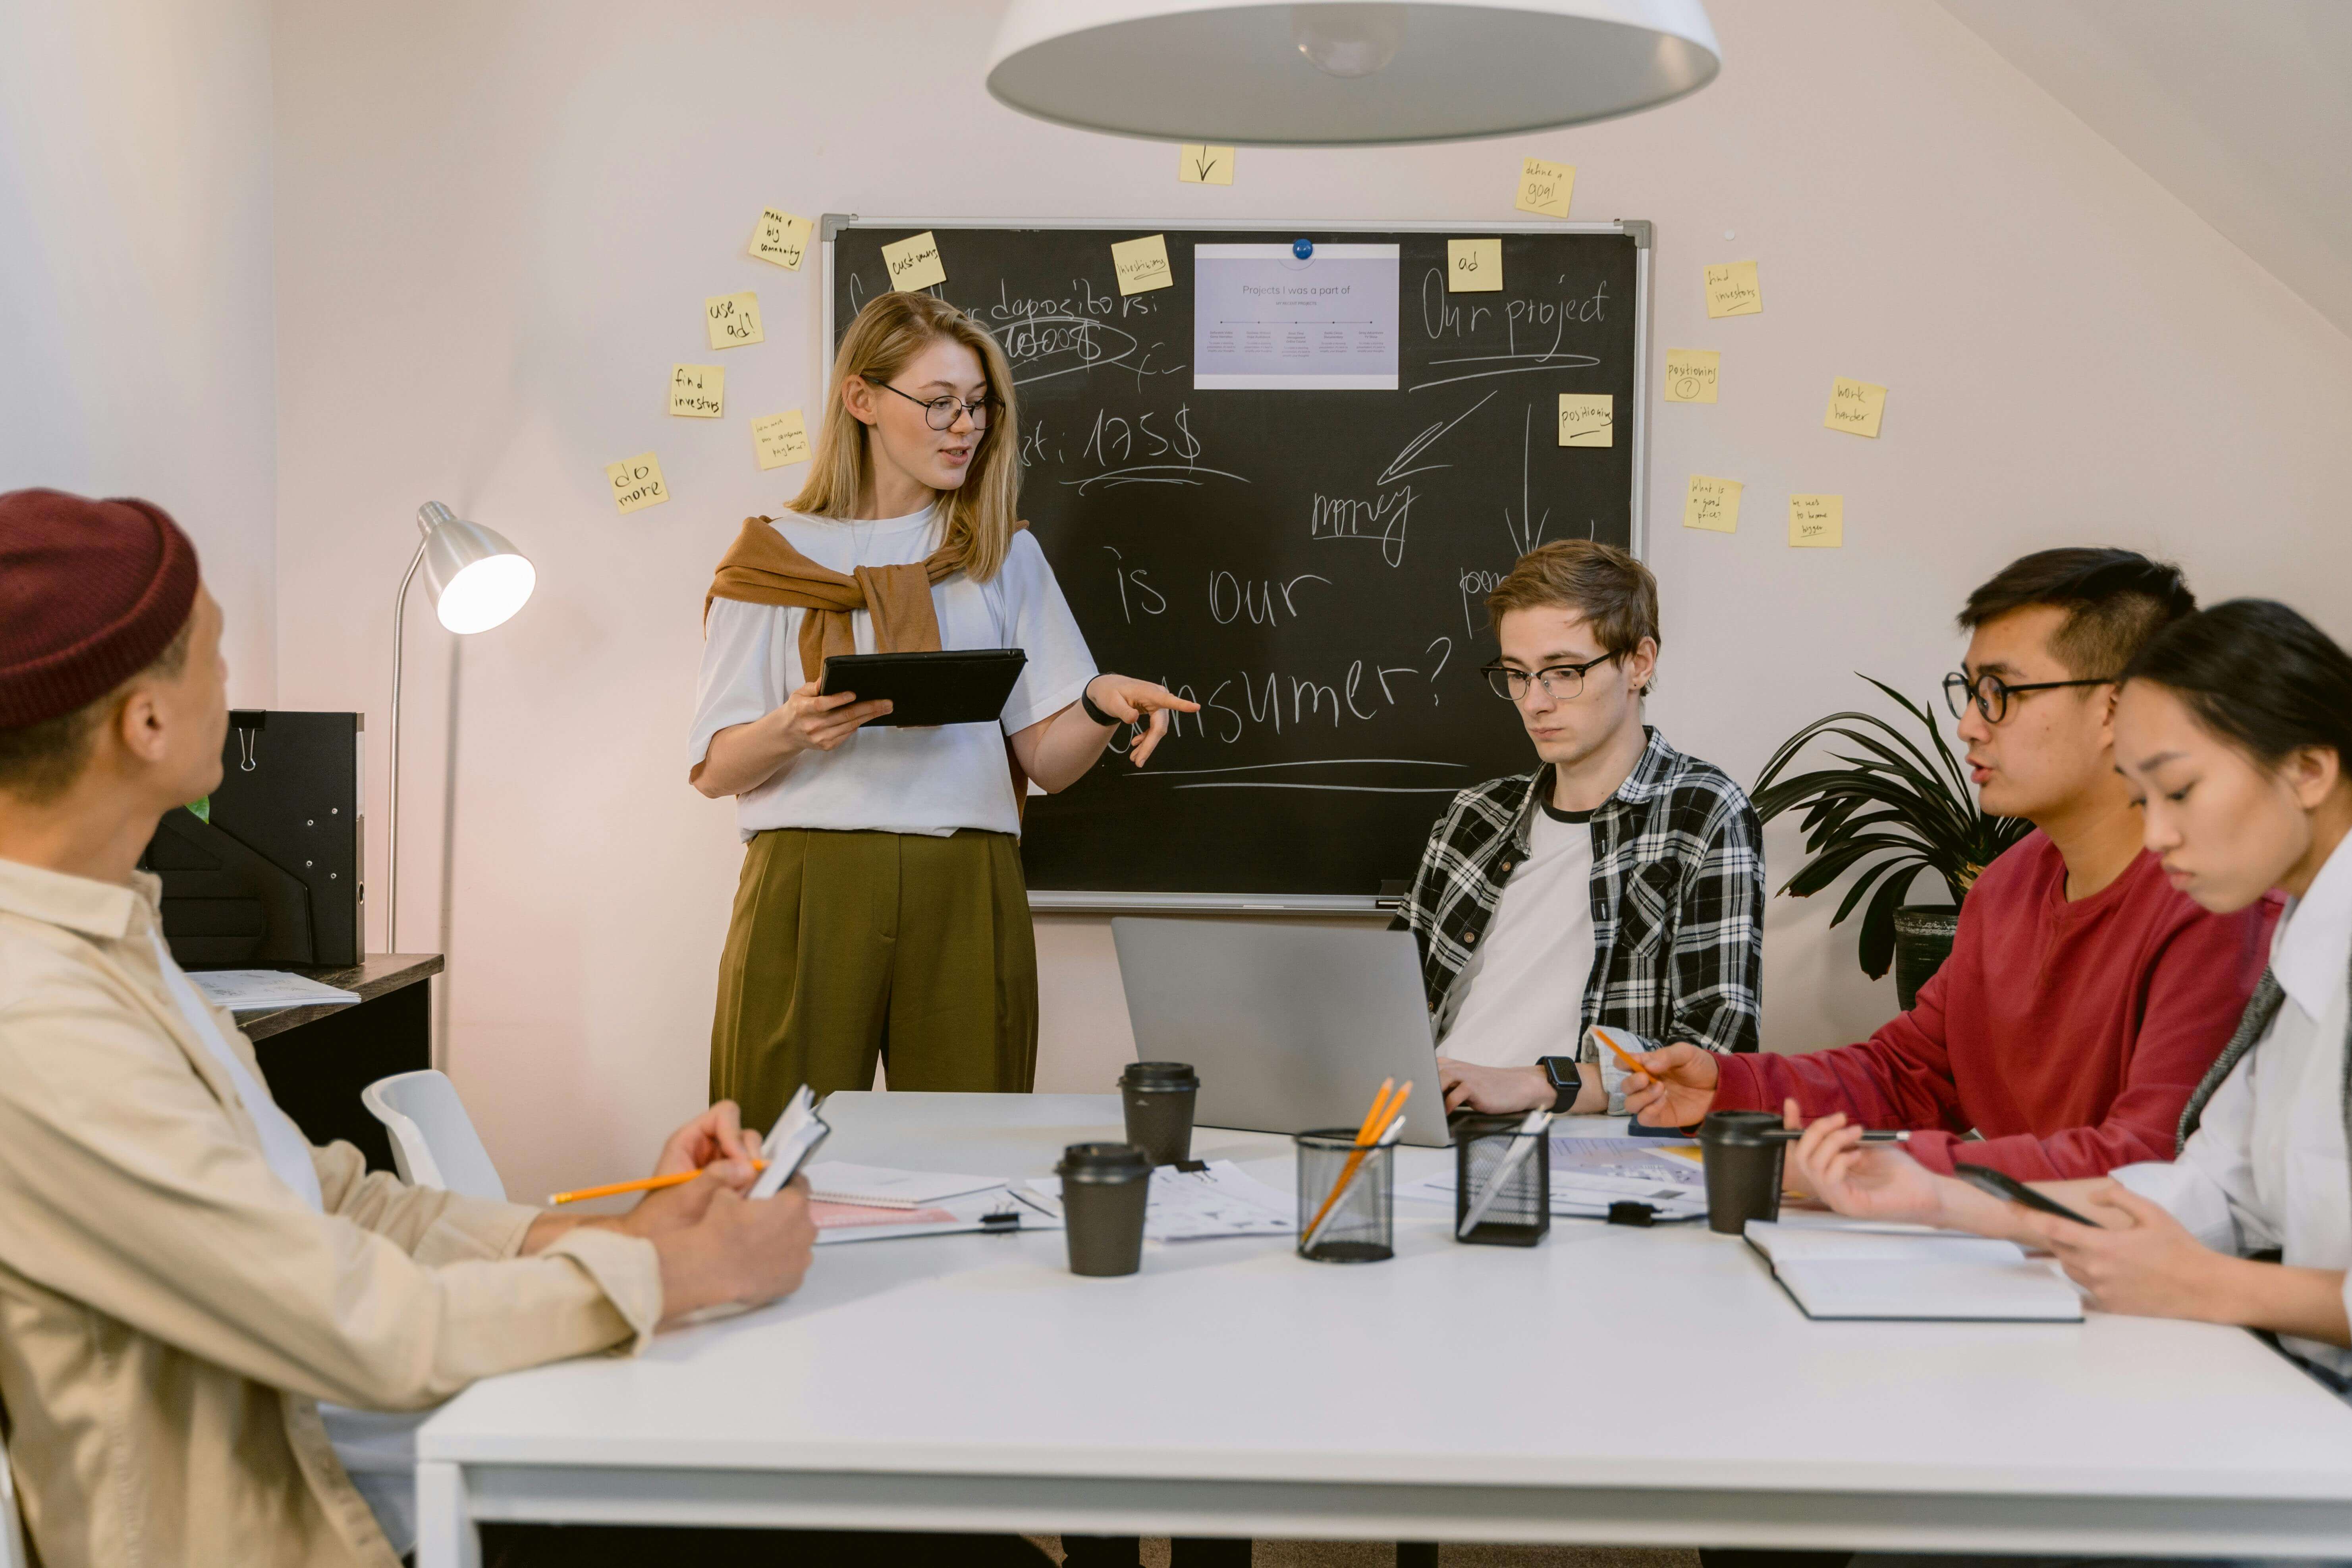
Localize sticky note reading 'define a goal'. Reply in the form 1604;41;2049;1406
1683;474;1742;533
1179;145;1235;184
1703;261;1762;318
1825;377;1888;438
705;292;762;349
1514;157;1575;218
1111;234;1174;295
1448;237;1502;292
1790;494;1843;547
607;453;668;515
882;232;947;292
1557;393;1613;447
752;410;811;470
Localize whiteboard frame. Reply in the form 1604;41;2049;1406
820;215;1655;915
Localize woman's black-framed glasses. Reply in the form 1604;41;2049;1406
1942;669;2115;724
873;380;996;431
1482;652;1619;703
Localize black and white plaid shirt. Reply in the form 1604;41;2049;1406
1398;726;1764;1059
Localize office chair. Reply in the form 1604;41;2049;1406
359;1070;507;1201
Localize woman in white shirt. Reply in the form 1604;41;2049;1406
689;291;1194;1128
1791;598;2352;1389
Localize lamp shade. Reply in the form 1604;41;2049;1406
986;0;1721;146
416;502;535;634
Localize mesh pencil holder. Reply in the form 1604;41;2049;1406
1294;1128;1395;1263
1453;1114;1551;1247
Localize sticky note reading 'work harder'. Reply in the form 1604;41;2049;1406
1704;261;1762;318
1179;145;1235;185
607;453;668;515
1664;349;1719;403
1790;494;1843;548
1683;474;1742;533
749;208;813;271
705;292;762;349
1825;378;1888;438
1514;157;1575;219
1448;238;1502;293
882;232;947;292
1111;234;1173;295
668;364;723;418
1557;394;1613;447
752;411;811;470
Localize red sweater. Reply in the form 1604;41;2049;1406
1715;833;2272;1179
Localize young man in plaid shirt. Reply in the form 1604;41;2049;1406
1399;541;1764;1117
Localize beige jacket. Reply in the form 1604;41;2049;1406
0;859;664;1568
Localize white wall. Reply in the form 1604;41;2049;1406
0;0;277;701
269;0;2352;1205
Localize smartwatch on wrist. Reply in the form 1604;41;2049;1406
1537;1055;1583;1113
1079;679;1121;729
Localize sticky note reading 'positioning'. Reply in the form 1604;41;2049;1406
1515;157;1575;219
749;208;813;271
1557;393;1613;447
1683;474;1742;533
668;364;724;418
1664;349;1719;403
882;232;946;292
752;410;811;471
607;452;668;515
1790;494;1843;548
1448;237;1502;293
706;292;762;349
1111;234;1174;295
1179;145;1235;185
1825;378;1888;438
1704;261;1762;318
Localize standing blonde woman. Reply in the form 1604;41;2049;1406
690;292;1195;1127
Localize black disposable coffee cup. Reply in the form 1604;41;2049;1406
1697;1111;1787;1235
1057;1142;1153;1277
1119;1061;1200;1166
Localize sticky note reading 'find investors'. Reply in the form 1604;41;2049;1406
1111;234;1173;295
1790;494;1843;548
1683;474;1742;533
705;292;762;349
1825;378;1888;438
1448;238;1502;293
882;232;947;292
668;364;724;418
1179;145;1235;185
607;453;668;515
1663;349;1719;403
1704;261;1762;318
752;410;811;470
748;208;813;271
1514;157;1575;219
1557;394;1613;447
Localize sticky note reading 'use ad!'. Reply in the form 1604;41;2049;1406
1111;234;1174;295
1514;158;1575;219
1179;145;1235;184
752;411;811;471
1683;474;1742;533
705;292;762;349
748;208;813;271
881;232;947;292
668;365;724;418
1557;394;1613;447
1789;494;1843;547
1663;349;1719;403
607;453;668;515
1448;238;1502;293
1825;378;1888;438
1703;261;1762;318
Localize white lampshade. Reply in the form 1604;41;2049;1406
986;0;1721;146
416;502;535;634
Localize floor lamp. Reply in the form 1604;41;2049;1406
388;501;536;957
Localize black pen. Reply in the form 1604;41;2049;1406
1759;1127;1909;1144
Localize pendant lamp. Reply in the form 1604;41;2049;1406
986;0;1721;146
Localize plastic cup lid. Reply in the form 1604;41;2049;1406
1121;1061;1198;1087
1058;1141;1153;1180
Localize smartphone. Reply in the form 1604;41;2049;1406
1951;1161;2098;1228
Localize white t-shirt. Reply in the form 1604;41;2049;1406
689;507;1098;841
1434;802;1598;1068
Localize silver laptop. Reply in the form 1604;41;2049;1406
1110;918;1450;1148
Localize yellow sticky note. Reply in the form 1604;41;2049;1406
1790;494;1843;548
1683;474;1742;533
752;410;811;470
1557;393;1613;447
606;452;668;515
705;291;762;349
1448;238;1502;293
668;364;724;419
1663;349;1719;403
1704;260;1762;318
1514;157;1575;219
1178;145;1235;185
881;231;946;293
1111;234;1173;296
748;208;813;271
1825;377;1888;438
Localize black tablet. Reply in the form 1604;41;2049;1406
818;648;1028;728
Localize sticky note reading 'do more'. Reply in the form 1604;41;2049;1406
705;292;762;349
1515;157;1575;219
1825;377;1888;438
752;410;811;470
1557;393;1613;447
1111;234;1173;295
1663;349;1719;403
882;232;947;292
668;364;724;418
1790;494;1843;548
1448;237;1502;293
607;452;668;515
1179;145;1235;185
1704;261;1762;318
749;208;813;271
1683;474;1742;533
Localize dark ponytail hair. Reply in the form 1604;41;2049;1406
2122;599;2352;774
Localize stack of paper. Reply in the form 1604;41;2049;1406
802;1161;1006;1209
1398;1137;1709;1221
1744;1221;2083;1322
1027;1160;1293;1241
812;1187;1059;1246
185;970;361;1012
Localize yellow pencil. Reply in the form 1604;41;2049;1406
1593;1026;1652;1080
547;1159;766;1207
1305;1082;1412;1240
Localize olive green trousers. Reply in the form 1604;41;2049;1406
708;827;1038;1132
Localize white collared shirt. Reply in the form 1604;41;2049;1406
2114;831;2352;1384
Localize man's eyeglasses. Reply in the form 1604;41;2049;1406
1482;652;1619;703
1942;669;2116;724
871;380;996;431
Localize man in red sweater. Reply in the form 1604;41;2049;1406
1626;549;2272;1179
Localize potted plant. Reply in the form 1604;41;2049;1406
1752;678;2032;1009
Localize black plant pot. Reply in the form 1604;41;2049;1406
1891;905;1961;1012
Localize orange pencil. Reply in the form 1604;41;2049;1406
1304;1081;1412;1240
1593;1026;1652;1081
547;1159;767;1207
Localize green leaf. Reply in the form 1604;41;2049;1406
186;797;210;824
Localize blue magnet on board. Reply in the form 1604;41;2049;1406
1293;238;1314;260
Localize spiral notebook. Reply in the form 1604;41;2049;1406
1745;1221;2083;1322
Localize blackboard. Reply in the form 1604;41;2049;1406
826;219;1651;908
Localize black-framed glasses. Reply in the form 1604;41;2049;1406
871;380;996;431
1942;669;2116;724
1482;652;1619;703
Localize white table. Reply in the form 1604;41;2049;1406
417;1092;2352;1564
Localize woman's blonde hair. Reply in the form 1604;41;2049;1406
791;291;1022;582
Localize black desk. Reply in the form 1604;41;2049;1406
240;953;442;1173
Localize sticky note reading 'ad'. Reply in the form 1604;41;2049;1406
668;364;724;418
1448;237;1502;293
1790;494;1843;547
752;410;811;471
1684;474;1742;533
749;208;813;271
1515;157;1575;219
1664;349;1719;403
1179;145;1235;185
705;292;762;349
1825;378;1888;438
1704;261;1762;318
1111;234;1174;295
882;232;947;292
1557;393;1613;447
607;452;668;515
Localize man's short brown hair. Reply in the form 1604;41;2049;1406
1486;540;1660;658
0;616;193;805
1958;548;2195;679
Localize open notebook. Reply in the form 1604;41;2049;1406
1745;1220;2084;1322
